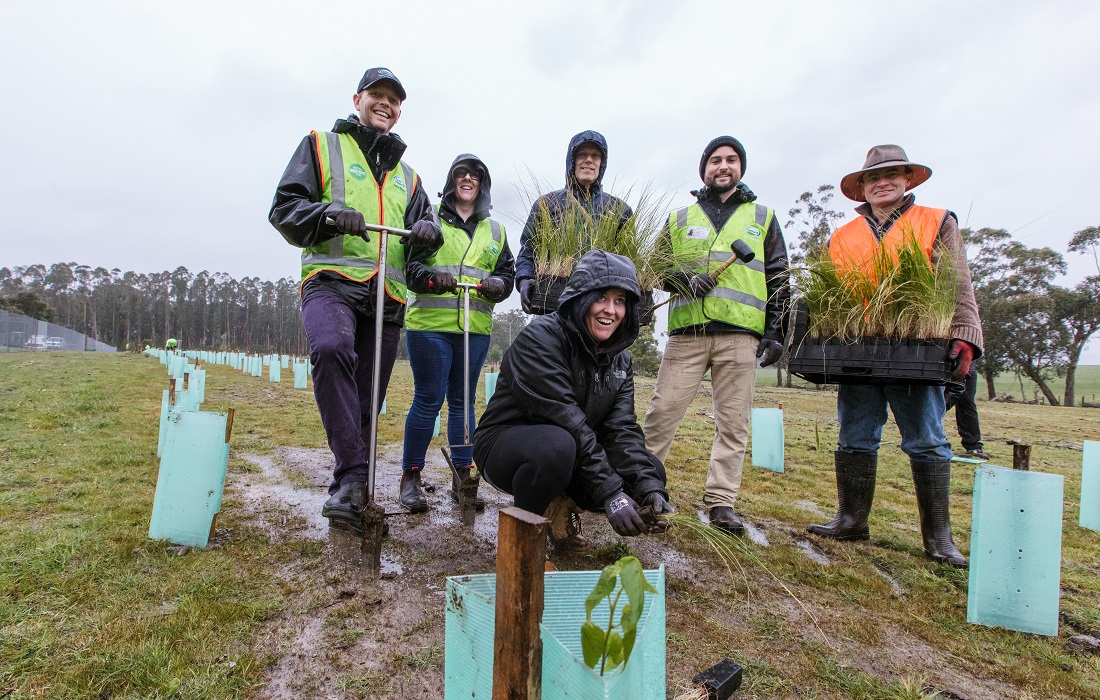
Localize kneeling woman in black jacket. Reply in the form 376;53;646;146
473;249;673;549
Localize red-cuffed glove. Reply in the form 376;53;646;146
947;340;975;381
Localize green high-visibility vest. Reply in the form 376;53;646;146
406;212;505;335
301;130;415;303
667;202;771;334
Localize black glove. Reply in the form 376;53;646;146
332;209;367;238
408;219;440;247
604;491;646;537
756;338;783;367
519;279;535;314
688;273;716;298
481;276;507;302
429;272;458;294
641;492;674;532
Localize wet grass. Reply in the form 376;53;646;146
1;352;1099;698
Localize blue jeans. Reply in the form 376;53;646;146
402;330;491;471
837;383;953;463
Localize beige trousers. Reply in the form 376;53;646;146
643;333;757;509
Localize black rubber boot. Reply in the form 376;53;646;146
399;469;428;513
450;466;485;511
911;460;968;567
322;480;366;532
807;451;877;541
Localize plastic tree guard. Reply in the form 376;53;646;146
1082;440;1100;532
967;464;1063;636
484;372;499;405
751;408;784;472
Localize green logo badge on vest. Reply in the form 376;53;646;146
745;225;763;238
393;176;407;192
488;243;500;255
348;164;367;180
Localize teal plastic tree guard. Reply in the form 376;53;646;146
445;567;665;699
293;362;308;389
484;372;499;404
192;369;206;405
380;398;387;415
751;408;784;472
269;362;281;383
158;390;202;457
251;357;262;378
1082;440;1100;532
262;355;270;367
967;464;1064;636
434;411;441;438
281;354;290;368
149;409;231;548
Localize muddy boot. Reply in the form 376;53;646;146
544;495;590;552
399;469;428;513
709;506;745;535
807;451;877;541
450;466;485;511
322;480;366;533
911;460;968;568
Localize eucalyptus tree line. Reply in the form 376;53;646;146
0;262;306;355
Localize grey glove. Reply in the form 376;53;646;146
332;209;368;238
688;273;716;298
604;491;646;537
641;492;674;533
756;338;783;367
408;219;440;247
481;276;507;302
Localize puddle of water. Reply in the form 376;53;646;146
873;564;905;598
239;454;329;537
796;539;830;566
743;522;770;547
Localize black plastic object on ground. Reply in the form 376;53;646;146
693;658;743;700
786;300;962;389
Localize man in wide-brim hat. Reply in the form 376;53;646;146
806;144;983;568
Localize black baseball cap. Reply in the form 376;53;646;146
356;67;406;101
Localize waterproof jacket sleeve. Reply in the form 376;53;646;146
268;135;344;248
596;354;669;503
502;324;625;504
516;200;541;284
488;236;516;301
401;176;443;269
761;216;791;342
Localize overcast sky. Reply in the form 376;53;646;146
3;1;1099;358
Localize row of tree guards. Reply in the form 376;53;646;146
141;348;1100;696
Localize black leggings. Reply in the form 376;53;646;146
475;425;578;515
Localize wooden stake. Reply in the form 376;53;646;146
1013;444;1031;471
168;378;176;406
493;507;549;700
224;408;235;444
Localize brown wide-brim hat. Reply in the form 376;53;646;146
840;144;932;202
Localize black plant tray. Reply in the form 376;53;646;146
789;335;960;388
525;276;568;315
637;289;655;326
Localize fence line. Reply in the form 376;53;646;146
0;310;116;352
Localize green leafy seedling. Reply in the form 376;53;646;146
580;555;658;675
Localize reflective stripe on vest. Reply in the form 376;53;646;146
406;215;506;335
301;130;416;304
828;205;946;279
667;202;771;334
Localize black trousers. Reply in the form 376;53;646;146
475;424;600;515
944;366;983;451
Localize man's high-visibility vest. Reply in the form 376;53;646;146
829;205;946;278
406;213;506;335
667;202;772;334
300;130;417;303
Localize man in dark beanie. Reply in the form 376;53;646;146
643;135;789;535
269;67;442;535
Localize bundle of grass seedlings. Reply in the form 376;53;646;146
519;178;704;296
791;229;957;341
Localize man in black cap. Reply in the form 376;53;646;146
643;136;789;535
269;67;441;534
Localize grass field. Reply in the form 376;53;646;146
2;352;1100;698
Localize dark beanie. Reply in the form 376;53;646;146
699;136;747;180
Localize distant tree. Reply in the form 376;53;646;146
0;290;55;321
487;309;529;366
1061;226;1100;406
628;326;662;378
786;184;846;265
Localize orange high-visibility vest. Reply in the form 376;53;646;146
829;205;946;276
